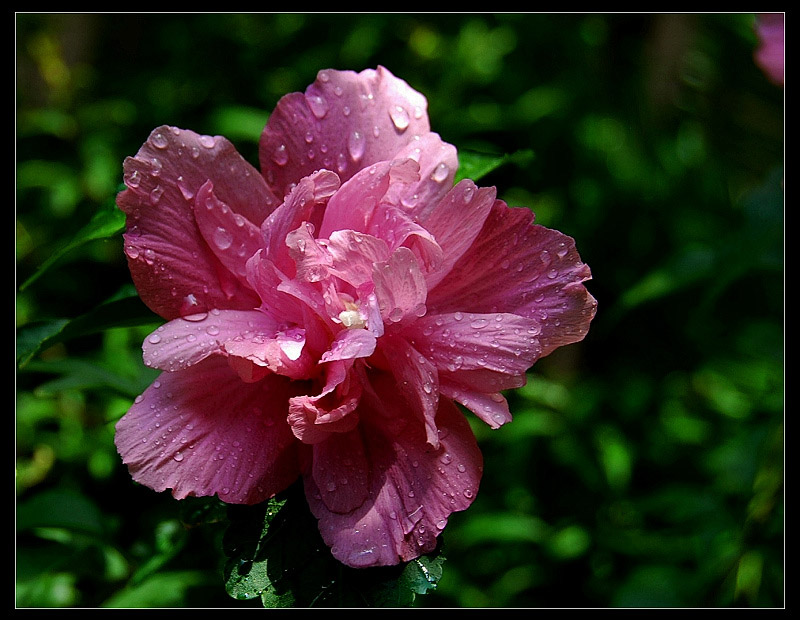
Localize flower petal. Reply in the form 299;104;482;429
407;311;543;375
439;383;513;429
115;356;299;505
320;328;377;363
380;335;439;447
319;158;419;240
193;180;263;281
387;132;459;217
427;200;597;357
372;247;428;326
416;180;496;289
259;66;431;199
118;126;277;319
261;169;341;275
303;396;482;567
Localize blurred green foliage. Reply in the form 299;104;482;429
16;13;783;608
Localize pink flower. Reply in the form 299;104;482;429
754;13;784;86
114;67;596;568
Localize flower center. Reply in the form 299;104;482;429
338;300;366;329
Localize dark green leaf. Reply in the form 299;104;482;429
16;295;160;369
17;488;106;537
20;198;126;291
455;149;535;184
223;482;446;607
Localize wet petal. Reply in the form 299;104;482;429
115;356;298;505
427;200;596;357
372;247;428;327
259;66;432;199
304;397;482;567
118;126;277;319
193;181;263;281
142;309;279;372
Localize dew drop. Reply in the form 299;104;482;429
124;245;140;259
462;185;474;203
308;94;329;119
152;132;168;149
147;332;162;345
206;325;220;336
176;176;194;200
213;227;233;250
173;452;184;462
149;185;164;204
199;134;216;148
390;105;410;131
272;143;288;166
347;130;366;162
125;169;141;188
431;162;449;183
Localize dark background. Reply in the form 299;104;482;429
16;13;783;607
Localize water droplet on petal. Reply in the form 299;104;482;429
431;162;449;183
308;94;329;119
390;105;410;131
213;227;233;250
125;245;140;259
272;143;288;166
173;452;184;462
125;169;141;188
347;130;366;163
206;325;220;336
199;134;216;148
152;132;168;149
149;185;164;204
176;176;194;200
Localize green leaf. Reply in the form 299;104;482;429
223;482;446;607
19;192;126;292
21;358;152;399
16;295;160;369
17;488;107;537
102;570;219;608
455;149;535;184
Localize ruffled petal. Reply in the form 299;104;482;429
416;180;496;289
407;311;543;376
115;356;298;505
193;181;263;281
259;66;431;199
320;328;377;363
386;132;459;217
261;169;341;275
372;247;428;326
142;309;279;372
427;200;597;357
380;335;439;447
319;158;419;240
303;396;482;567
118;126;277;319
